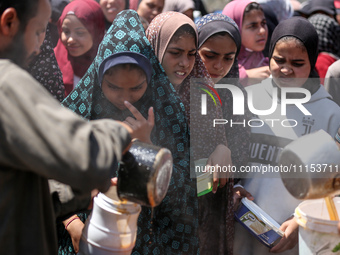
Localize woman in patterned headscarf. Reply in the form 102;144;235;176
28;25;65;102
62;9;199;255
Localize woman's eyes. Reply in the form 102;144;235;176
205;54;233;61
131;86;143;91
36;28;46;37
62;29;70;35
205;54;215;59
107;84;120;90
247;24;257;29
274;58;305;67
274;58;284;64
168;51;196;57
225;56;234;61
168;51;179;56
292;63;304;67
62;29;86;37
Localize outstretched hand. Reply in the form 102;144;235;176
207;144;233;193
123;101;154;144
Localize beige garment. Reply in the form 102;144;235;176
0;59;131;255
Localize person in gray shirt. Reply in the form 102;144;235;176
0;0;136;254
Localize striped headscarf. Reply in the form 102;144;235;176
62;10;199;254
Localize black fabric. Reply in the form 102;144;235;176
197;17;241;57
308;0;336;17
50;0;70;47
308;13;340;56
260;3;279;58
294;0;336;18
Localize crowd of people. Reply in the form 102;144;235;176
1;0;340;254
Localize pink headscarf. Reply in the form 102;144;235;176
222;0;269;86
54;0;105;96
222;0;251;34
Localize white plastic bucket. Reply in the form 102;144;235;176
295;197;340;254
78;186;141;255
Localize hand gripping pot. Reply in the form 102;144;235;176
117;140;173;207
235;198;284;248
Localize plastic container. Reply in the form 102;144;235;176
78;186;141;255
194;158;213;196
234;198;284;248
295;198;340;254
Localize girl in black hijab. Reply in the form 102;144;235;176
234;17;340;255
268;16;320;94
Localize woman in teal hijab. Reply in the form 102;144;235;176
62;10;198;255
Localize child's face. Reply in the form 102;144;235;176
241;9;267;52
198;34;237;83
162;34;196;87
137;0;164;24
101;67;147;110
270;40;311;88
61;15;93;57
99;0;125;23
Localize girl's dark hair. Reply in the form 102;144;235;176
0;0;40;31
209;31;231;40
275;36;306;51
243;2;264;18
170;24;197;44
105;63;146;78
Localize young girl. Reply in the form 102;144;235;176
195;13;252;255
147;11;234;187
234;17;340;255
147;11;236;253
196;13;241;84
54;0;105;96
137;0;164;24
62;10;196;255
223;0;271;87
98;0;129;31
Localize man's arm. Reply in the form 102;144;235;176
0;61;131;193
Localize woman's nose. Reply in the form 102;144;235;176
214;60;223;71
67;35;74;43
179;56;190;68
281;65;293;75
259;25;266;35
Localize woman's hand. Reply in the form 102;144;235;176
270;216;299;253
233;186;254;211
87;189;99;210
63;215;84;253
207;144;233;193
246;66;271;83
123;101;154;144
